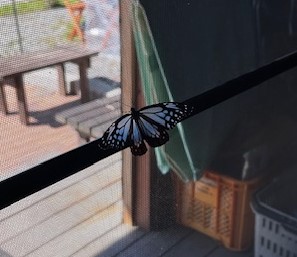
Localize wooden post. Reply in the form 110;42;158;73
14;74;29;125
57;64;67;96
0;79;8;114
134;80;176;230
120;0;137;226
78;58;90;103
120;0;176;230
131;77;150;229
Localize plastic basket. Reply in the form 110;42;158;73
251;172;297;257
175;171;266;251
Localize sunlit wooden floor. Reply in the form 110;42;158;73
0;151;253;257
0;84;81;177
79;224;254;257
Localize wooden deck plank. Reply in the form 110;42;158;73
72;224;146;257
0;160;121;242
68;102;120;129
91;122;112;138
26;201;123;257
55;95;120;124
67;106;112;128
1;182;122;256
0;153;121;221
210;248;254;257
78;108;121;137
116;225;192;257
162;230;219;257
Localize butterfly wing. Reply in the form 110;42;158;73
99;102;192;156
139;102;192;130
137;116;169;147
98;113;147;155
137;102;191;148
130;119;147;155
98;114;133;150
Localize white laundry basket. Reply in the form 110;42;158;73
251;172;297;257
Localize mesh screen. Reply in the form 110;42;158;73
0;0;120;176
0;1;128;256
1;1;297;256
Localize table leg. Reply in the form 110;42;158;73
57;64;67;96
78;58;90;103
0;80;8;114
15;74;29;125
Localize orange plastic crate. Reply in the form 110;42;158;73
175;171;266;251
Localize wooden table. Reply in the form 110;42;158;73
0;45;98;125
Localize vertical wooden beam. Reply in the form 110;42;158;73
134;83;151;229
78;58;90;103
120;0;137;226
0;79;8;114
57;64;67;96
134;79;176;230
120;0;176;230
14;74;29;125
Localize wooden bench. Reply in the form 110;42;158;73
0;45;98;125
55;94;121;142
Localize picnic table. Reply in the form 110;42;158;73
0;45;98;125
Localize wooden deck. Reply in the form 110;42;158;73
0;84;81;177
0;149;254;257
0;155;255;255
0;153;123;257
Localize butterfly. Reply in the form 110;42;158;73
98;102;193;156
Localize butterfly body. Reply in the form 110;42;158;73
99;102;192;156
130;107;138;118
